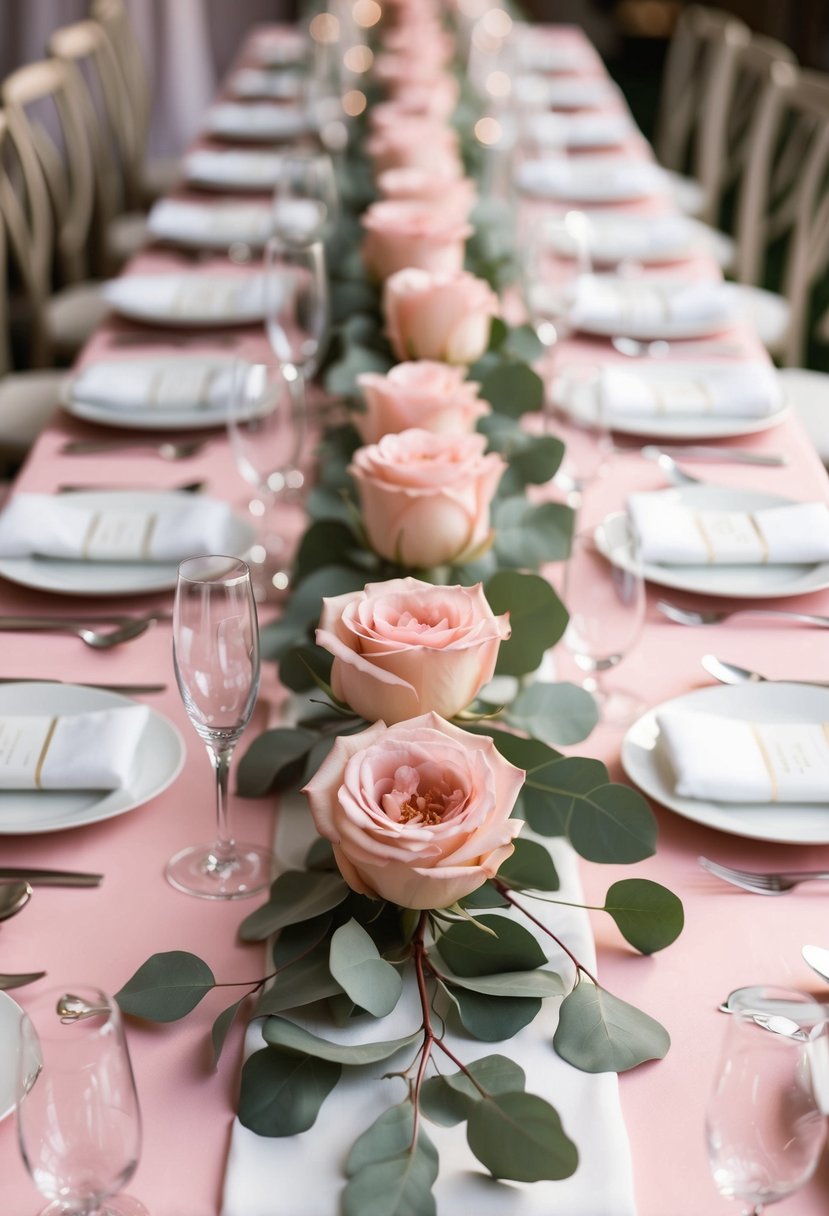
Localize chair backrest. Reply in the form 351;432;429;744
653;5;750;224
735;64;829;365
0;115;11;379
90;0;151;208
1;57;96;287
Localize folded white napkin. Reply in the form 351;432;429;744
568;274;738;336
657;706;829;802
102;273;268;325
0;704;150;790
230;68;303;100
220;798;637;1216
516;157;667;202
628;491;829;565
0;494;242;563
68;359;239;415
204;103;308;141
514;74;618;110
523;111;633;149
548;213;702;264
514;35;598;73
601;363;785;420
147;200;272;248
253;30;307;67
183;150;285;190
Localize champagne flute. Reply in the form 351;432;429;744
228;358;304;601
706;987;828;1215
271;148;338;246
561;521;645;726
16;984;146;1216
548;361;613;511
264;235;329;384
167;555;274;899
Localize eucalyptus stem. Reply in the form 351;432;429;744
495;882;598;986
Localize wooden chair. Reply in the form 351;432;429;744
89;0;180;207
48;19;147;275
0;66;109;368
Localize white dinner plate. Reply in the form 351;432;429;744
555;362;790;440
0;491;255;597
229;68;304;100
102;273;267;328
568;276;740;340
517;157;668;204
622;682;829;844
0;990;23;1119
596;486;829;599
146;200;273;251
544;212;707;266
0;682;185;835
253;30;307;67
62;356;244;431
204;103;309;143
182;150;285;193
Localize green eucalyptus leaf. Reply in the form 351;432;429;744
260;565;370;661
485;571;568;677
257;939;344;1016
420;1054;525;1127
329;919;403;1017
459;880;509;909
434;915;547;977
503;323;544;363
262;1016;419;1064
493;497;574;569
438;967;564;999
235;727;317;797
467;1091;578;1181
115;951;215;1022
239;871;349;942
305;836;337;871
211;996;247;1068
486;316;509;352
506;681;599;746
442;983;541;1041
238;1047;341;1136
277;645;334;695
497;838;560;891
603;879;685;954
566;781;657;864
479;362;544;418
344;1112;438;1216
294;519;362;580
325;342;394;398
306;484;355;524
554;980;671;1073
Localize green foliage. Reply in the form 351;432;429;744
554;980;671;1073
239;871;349;942
603;879;685;954
329;919;404;1017
466;1091;578;1181
239;1047;342;1136
344;1104;439;1216
115;951;215;1022
485;571;569;676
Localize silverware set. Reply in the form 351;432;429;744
699;856;829;895
61;438;206;461
0;612;170;649
657;599;829;628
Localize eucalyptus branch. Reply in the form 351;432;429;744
494;882;598;986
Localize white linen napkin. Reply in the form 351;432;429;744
514;34;599;73
0;494;242;562
230;68;304;100
183;150;285;190
600;363;785;420
204;103;309;141
514;75;618;110
102;274;268;324
147;200;273;248
523;111;633;149
657;707;829;802
221;798;638;1216
568;274;738;336
628;491;829;565
549;212;702;264
0;704;150;790
69;359;239;414
516;157;667;202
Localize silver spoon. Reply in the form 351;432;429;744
0;617;157;650
642;449;704;486
0;881;32;922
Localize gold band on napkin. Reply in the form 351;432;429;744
34;717;58;790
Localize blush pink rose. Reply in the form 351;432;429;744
355;361;489;444
366;119;461;175
383;268;500;365
360;200;472;281
302;712;524;909
316;577;510;724
371;74;460;122
376;167;476;221
348;428;506;569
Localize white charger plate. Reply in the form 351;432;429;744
62;356;243;431
0;682;185;835
596;486;829;599
183;150;285;192
0;990;23;1119
622;682;829;844
102;273;267;328
0;491;255;597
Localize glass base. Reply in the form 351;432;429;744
38;1197;148;1216
586;682;646;729
165;842;276;900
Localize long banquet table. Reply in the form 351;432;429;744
3;18;829;1216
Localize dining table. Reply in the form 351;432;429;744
2;15;829;1216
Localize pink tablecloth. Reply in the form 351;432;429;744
2;21;829;1216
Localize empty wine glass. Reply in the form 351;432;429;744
547;362;613;511
706;987;828;1215
561;520;645;726
228;358;304;600
16;984;146;1216
167;555;275;899
264;235;330;384
521;211;591;354
271;148;338;245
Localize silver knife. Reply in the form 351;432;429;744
802;945;829;984
640;444;787;466
702;655;829;688
0;679;167;694
0;869;102;887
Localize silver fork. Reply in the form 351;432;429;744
699;856;829;895
657;600;829;628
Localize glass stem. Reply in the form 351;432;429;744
209;743;236;860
